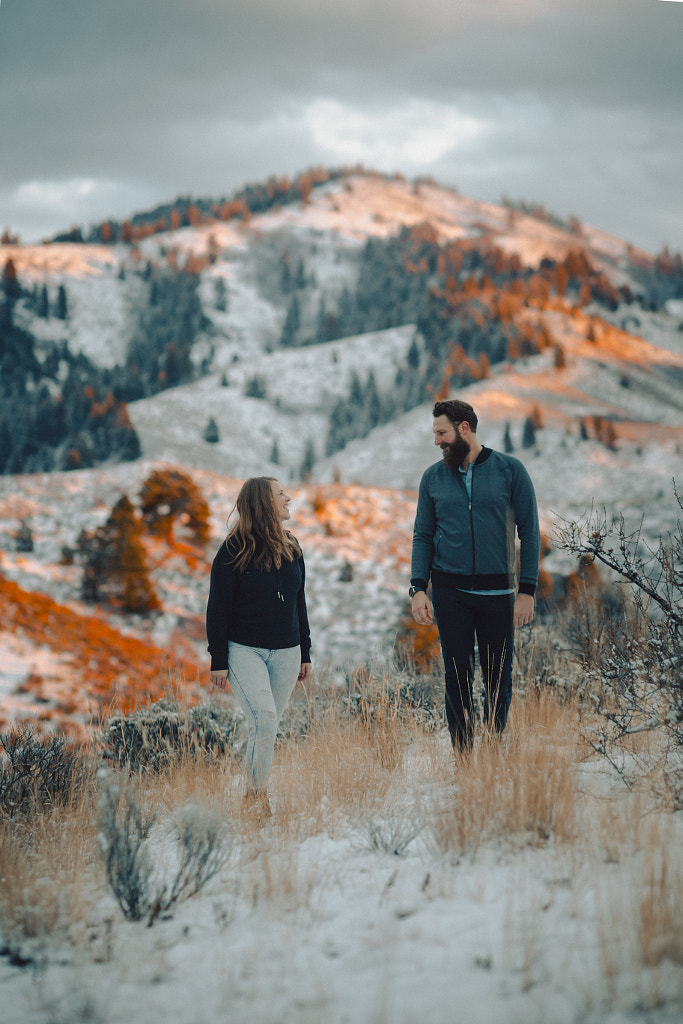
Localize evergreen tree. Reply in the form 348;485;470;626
280;294;301;347
15;519;34;552
38;284;49;318
245;375;267;399
79;495;160;614
364;371;382;430
294;258;306;289
503;422;514;453
270;440;280;465
203;416;220;443
214;278;228;312
299;440;315;481
522;416;536;449
0;419;10;472
56;284;68;320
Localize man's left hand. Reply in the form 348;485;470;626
514;593;535;628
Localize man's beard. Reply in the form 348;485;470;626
441;436;471;470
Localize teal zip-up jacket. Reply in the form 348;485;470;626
411;447;540;595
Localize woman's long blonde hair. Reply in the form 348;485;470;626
226;477;300;572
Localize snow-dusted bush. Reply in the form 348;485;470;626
98;698;244;773
98;777;230;924
0;727;94;819
556;488;683;800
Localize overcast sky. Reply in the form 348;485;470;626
1;0;681;252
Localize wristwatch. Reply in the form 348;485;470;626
409;585;425;599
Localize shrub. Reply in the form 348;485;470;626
98;698;245;772
0;728;94;819
98;777;230;924
556;487;683;798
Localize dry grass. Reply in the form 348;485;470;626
0;794;100;960
420;689;580;859
269;709;397;838
1;662;682;1010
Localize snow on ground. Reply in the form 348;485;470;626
127;324;417;479
7;243;143;369
2;769;682;1024
0;461;417;707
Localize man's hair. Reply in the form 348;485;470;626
432;400;478;432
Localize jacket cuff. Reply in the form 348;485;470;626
518;581;536;597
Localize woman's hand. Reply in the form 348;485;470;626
211;669;228;690
298;662;312;682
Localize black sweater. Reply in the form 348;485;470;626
206;536;312;671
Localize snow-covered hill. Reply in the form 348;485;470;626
2;171;683;735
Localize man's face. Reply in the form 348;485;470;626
433;415;458;449
433;414;470;468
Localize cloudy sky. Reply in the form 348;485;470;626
1;0;681;252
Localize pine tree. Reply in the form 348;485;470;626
300;440;315;481
522;416;536;449
80;495;160;614
203;416;220;443
56;284;68;320
214;278;227;312
407;337;420;369
280;295;301;347
270;440;280;465
38;284;49;318
503;422;514;453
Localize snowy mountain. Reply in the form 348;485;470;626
1;171;683;736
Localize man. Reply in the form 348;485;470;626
410;399;540;750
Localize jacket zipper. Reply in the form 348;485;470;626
468;469;476;589
456;468;477;587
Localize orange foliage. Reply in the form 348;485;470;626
0;573;200;739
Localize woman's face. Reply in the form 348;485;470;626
270;480;291;520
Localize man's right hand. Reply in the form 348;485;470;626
411;591;434;626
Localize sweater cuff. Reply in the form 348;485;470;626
518;581;536;597
210;653;228;671
410;578;429;592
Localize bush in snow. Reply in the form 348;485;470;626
556;485;683;802
98;698;245;773
0;727;94;820
98;775;230;924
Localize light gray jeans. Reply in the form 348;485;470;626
228;641;301;790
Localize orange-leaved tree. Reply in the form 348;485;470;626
139;469;210;545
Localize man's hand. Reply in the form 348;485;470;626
514;593;535;628
411;590;434;626
211;669;228;690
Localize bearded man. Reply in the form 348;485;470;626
410;399;540;750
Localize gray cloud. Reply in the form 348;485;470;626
1;0;681;250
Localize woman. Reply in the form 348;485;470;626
206;477;312;819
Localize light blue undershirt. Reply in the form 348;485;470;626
458;463;515;596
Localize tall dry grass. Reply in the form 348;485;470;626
0;792;101;961
419;688;580;859
1;644;682;1003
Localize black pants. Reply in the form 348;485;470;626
431;585;515;750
